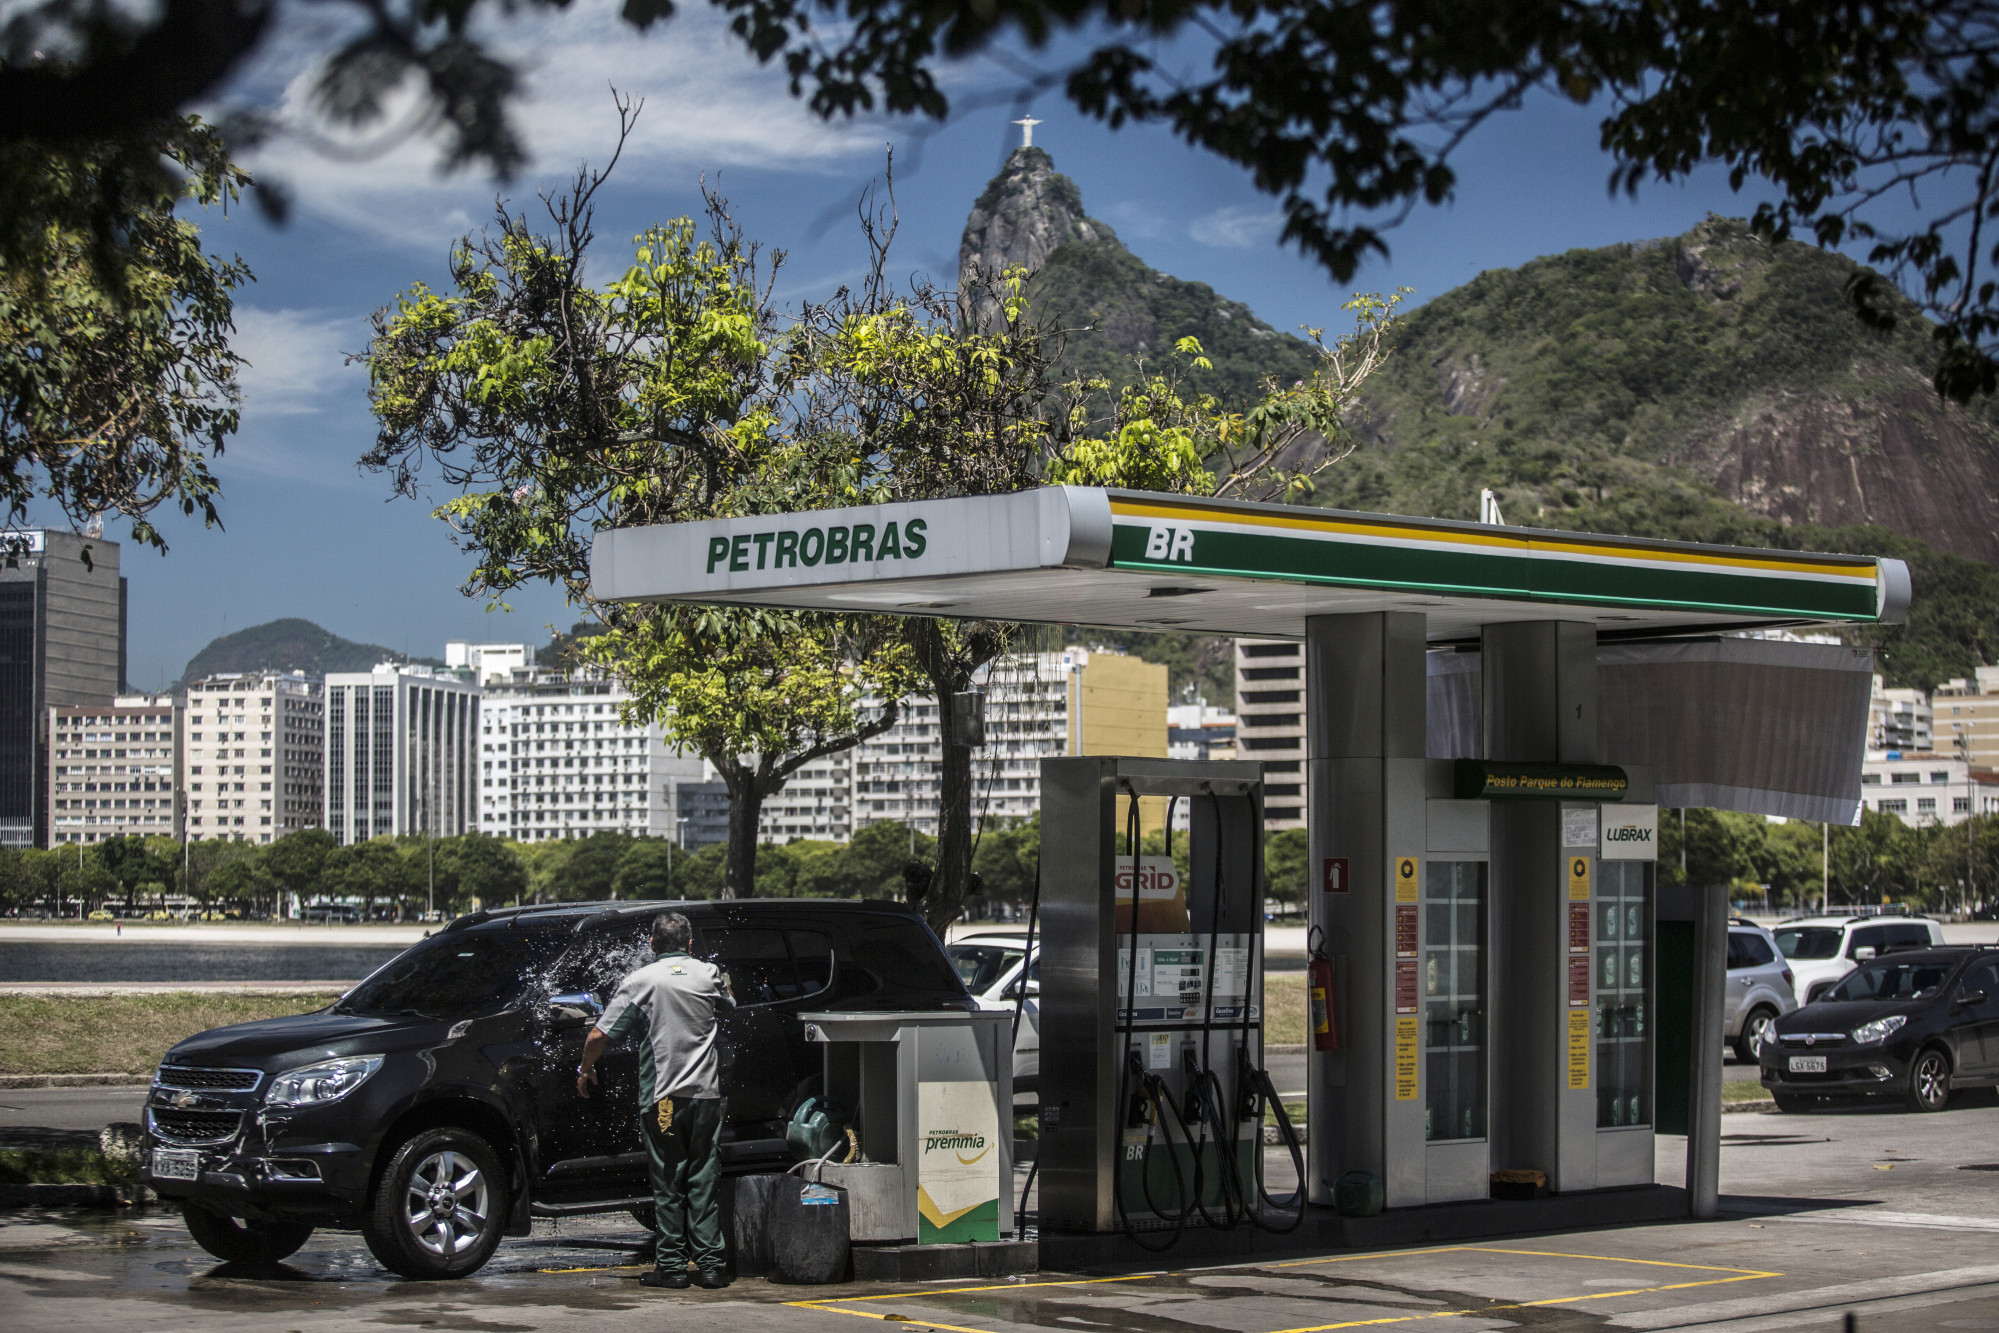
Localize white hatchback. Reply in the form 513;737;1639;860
945;933;1039;1107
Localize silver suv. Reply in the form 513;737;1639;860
1726;920;1799;1061
1773;914;1949;1003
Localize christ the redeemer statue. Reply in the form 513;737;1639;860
1012;116;1042;149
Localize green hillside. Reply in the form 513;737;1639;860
178;619;440;686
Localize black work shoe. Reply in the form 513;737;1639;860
640;1269;691;1289
692;1269;729;1289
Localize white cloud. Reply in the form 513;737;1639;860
1189;203;1284;249
230;306;363;418
1102;200;1167;240
223;1;897;251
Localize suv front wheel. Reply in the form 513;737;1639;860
1903;1048;1952;1114
363;1127;507;1279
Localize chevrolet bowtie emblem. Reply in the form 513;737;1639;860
170;1090;198;1107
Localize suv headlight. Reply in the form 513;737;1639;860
1850;1015;1907;1046
265;1056;384;1107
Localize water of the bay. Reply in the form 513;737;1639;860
0;942;406;983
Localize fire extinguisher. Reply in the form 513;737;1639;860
1307;926;1339;1052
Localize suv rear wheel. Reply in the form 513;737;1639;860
363;1127;506;1279
1734;1007;1778;1063
182;1202;314;1265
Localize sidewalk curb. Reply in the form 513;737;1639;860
0;1074;151;1088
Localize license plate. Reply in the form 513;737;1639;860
152;1149;200;1181
1788;1055;1828;1074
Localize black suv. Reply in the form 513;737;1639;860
140;899;970;1278
1761;945;1999;1113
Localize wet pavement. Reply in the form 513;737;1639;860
6;1102;1999;1331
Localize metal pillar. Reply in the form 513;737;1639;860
1687;882;1728;1218
1305;612;1427;1206
1483;621;1599;1193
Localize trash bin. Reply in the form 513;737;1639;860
800;1010;1014;1243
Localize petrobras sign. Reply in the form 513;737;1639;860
1600;805;1658;861
0;530;45;555
589;487;1112;605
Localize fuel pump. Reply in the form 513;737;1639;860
1036;757;1306;1243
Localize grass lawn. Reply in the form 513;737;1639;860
0;1148;121;1184
1264;972;1305;1046
0;993;339;1075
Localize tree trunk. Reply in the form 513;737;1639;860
929;696;975;934
719;763;764;899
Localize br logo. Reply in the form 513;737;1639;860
1396;857;1417;883
1572;857;1588;878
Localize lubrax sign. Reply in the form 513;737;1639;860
706;519;928;573
1600;805;1659;861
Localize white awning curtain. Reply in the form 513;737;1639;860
1426;638;1875;825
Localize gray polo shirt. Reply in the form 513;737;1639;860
599;950;736;1104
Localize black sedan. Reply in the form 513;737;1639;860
1761;946;1999;1113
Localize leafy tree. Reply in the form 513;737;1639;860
263;829;335;913
2;114;249;549
970;814;1039;904
203;853;270;912
440;832;528;911
1263;828;1309;917
324;839;414;919
612;838;695;901
552;831;630;901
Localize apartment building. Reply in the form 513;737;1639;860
1869;675;1933;753
760;750;853;842
1167;703;1236;761
852;646;1168;837
477;673;705;842
45;695;180;844
1234;638;1305;828
184;672;324;843
445;641;534;686
1932;665;1999;768
1;530;124;848
1860;751;1999;826
324;666;479;844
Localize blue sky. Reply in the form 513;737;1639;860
72;4;1797;690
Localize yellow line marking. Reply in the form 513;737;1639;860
1108;498;1874;580
781;1246;1780;1333
785;1273;1157;1332
538;1262;651;1273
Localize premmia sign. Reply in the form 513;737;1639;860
706;519;929;574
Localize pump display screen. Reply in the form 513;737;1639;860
1116;934;1257;1022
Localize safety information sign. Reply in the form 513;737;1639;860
1568;855;1592;901
1569;902;1591;953
1568;956;1591;1006
1212;947;1248;998
1395;959;1420;1014
1148;1032;1172;1070
1394;1016;1419;1100
1567;1008;1590;1089
1322;857;1349;893
1395;904;1418;958
1395;856;1420;903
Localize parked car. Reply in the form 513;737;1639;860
1761;945;1999;1113
1772;914;1948;1003
945;933;1039;1105
1725;920;1799;1061
141;899;971;1278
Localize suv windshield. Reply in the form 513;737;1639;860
1827;960;1955;1003
1775;926;1843;960
338;928;563;1018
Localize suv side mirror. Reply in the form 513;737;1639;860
547;991;603;1029
1005;978;1040;1000
1955;989;1989;1012
1852;946;1877;962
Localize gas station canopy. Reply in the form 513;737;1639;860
589;486;1909;639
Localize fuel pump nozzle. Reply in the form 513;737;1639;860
1126;1050;1153;1129
1180;1046;1206;1124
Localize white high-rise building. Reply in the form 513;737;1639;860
759;750;854;842
1235;638;1305;828
324;666;479;845
184;672;323;843
445;641;534;686
851;647;1166;836
478;673;704;842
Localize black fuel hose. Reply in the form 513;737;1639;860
1013;862;1042;1233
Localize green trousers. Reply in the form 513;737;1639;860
641;1095;727;1273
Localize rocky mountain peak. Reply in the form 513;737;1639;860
958;147;1115;297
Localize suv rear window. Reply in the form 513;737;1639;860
1775;926;1842;960
1886;924;1931;949
947;943;1024;992
339;928;564;1018
1728;932;1775;968
840;916;969;1004
699;926;835;1005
